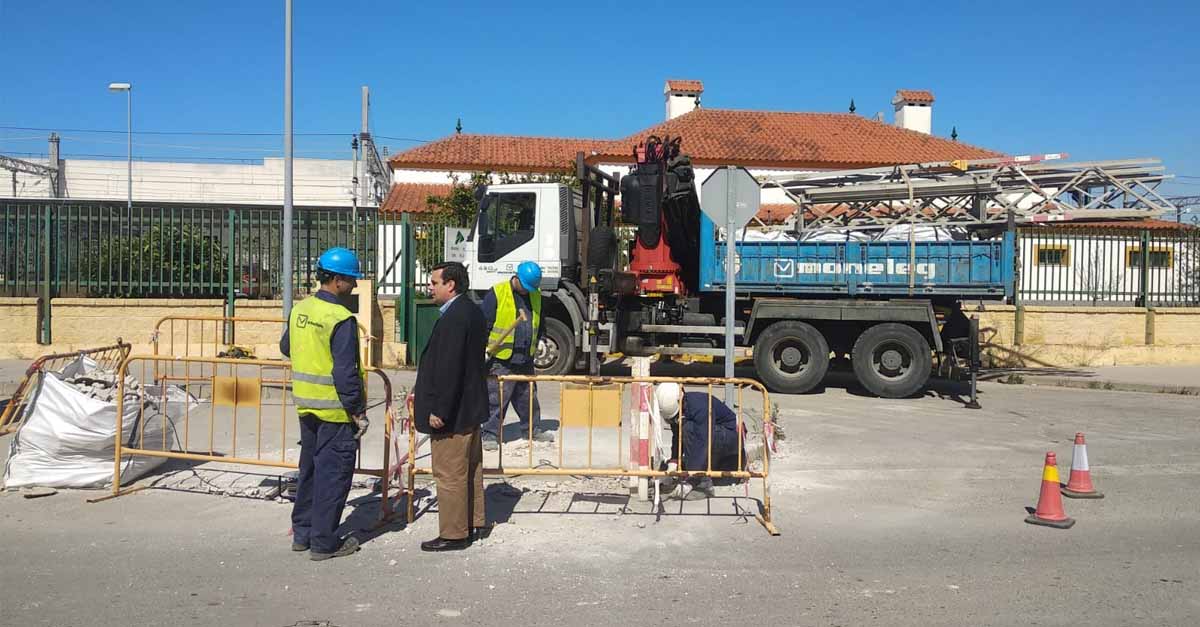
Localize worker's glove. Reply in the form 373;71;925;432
352;414;370;440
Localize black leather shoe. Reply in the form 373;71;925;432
421;537;471;552
472;525;493;541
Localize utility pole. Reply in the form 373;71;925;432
351;135;359;241
1;152;59;197
360;86;370;204
48;133;62;197
1165;196;1200;224
282;0;295;319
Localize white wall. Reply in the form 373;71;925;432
5;157;374;206
666;93;700;120
1018;232;1195;304
895;104;932;134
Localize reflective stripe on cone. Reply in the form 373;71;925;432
1062;432;1104;499
1026;451;1075;529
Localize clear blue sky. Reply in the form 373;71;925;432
2;0;1198;203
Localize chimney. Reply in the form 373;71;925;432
664;79;703;120
892;89;934;134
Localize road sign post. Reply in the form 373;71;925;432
700;167;760;404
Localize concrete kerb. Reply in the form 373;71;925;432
985;369;1200;396
401;373;781;536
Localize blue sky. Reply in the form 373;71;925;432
1;0;1198;206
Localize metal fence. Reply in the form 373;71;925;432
376;211;469;297
1017;226;1200;306
1;199;379;300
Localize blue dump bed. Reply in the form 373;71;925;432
698;216;1013;299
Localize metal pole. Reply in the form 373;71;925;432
126;88;132;213
351;136;359;244
226;210;237;344
41;203;52;344
281;0;294;319
724;166;736;404
359;86;369;214
965;315;981;409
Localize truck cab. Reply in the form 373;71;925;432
465;182;589;376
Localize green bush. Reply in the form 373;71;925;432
83;225;227;297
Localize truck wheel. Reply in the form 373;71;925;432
851;323;932;399
535;317;576;376
753;321;830;394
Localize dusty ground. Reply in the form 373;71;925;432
1;370;1199;626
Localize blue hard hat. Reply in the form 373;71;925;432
516;261;542;291
317;247;363;279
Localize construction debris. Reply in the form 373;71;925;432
2;355;190;490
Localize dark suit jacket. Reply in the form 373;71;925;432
413;294;489;435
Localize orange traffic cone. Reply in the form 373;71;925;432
1025;451;1075;529
1062;432;1104;499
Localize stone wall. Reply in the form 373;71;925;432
0;296;404;366
4;298;1199;369
975;305;1200;368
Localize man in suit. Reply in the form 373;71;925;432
413;261;490;552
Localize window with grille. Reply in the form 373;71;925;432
1126;247;1173;269
1035;245;1070;266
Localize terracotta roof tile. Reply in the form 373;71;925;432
1036;218;1197;231
894;89;935;104
757;204;795;224
388;134;598;172
380;183;453;214
595;108;1000;167
666;79;704;92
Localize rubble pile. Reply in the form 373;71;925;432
2;356;184;490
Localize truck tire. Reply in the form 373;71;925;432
587;226;618;272
851;323;932;399
535;317;576;376
753;321;830;394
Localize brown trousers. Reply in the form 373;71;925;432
430;427;486;540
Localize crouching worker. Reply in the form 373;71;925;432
653;383;746;500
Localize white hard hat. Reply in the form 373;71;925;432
655;383;682;421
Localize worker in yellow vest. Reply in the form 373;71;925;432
279;247;368;561
481;261;551;451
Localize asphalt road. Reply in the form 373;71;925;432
1;379;1198;626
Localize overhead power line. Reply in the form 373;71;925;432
0;125;428;143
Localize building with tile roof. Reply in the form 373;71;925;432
384;82;1001;218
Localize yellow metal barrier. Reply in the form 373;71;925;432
150;315;375;369
0;339;132;436
99;354;403;525
404;374;779;535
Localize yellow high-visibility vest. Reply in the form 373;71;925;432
288;295;364;422
488;280;541;360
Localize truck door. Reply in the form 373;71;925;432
473;189;541;288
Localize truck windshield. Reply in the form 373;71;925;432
477;192;536;262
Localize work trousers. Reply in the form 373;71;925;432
430;427;486;540
291;414;357;553
484;361;544;437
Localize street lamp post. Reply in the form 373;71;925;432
107;82;132;212
282;0;294;319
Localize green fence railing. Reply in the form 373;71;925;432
1;200;379;300
1017;226;1200;306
